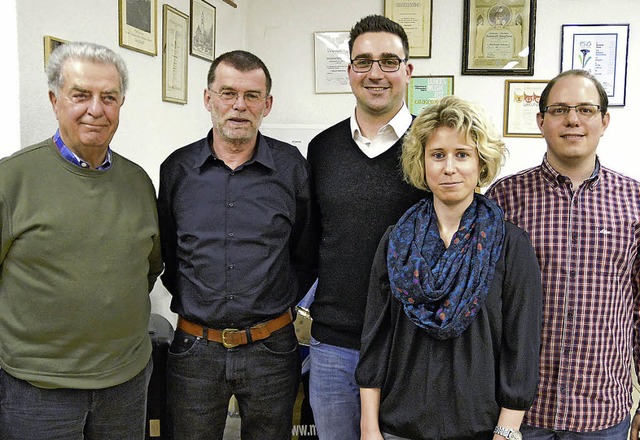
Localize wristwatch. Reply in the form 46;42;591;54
493;426;522;440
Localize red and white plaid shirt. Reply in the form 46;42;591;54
487;155;640;432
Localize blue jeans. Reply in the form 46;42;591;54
0;359;152;440
167;323;300;440
521;416;630;439
309;337;360;440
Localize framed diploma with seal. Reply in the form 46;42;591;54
314;31;351;94
384;0;433;58
407;76;454;115
503;79;547;137
462;0;536;75
561;24;629;106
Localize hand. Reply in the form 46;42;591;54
361;430;384;440
630;413;640;440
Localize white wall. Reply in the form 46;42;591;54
8;0;640;322
1;0;19;159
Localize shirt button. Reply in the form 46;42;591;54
228;295;234;300
228;232;234;237
228;202;234;207
228;264;234;269
81;162;89;168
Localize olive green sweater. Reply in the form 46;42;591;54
0;139;163;389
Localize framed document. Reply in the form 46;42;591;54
462;0;536;75
503;79;547;137
162;5;189;104
314;31;351;94
43;35;67;69
561;24;629;106
384;0;432;58
190;0;216;62
407;76;454;115
118;0;158;56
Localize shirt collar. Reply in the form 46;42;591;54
541;153;601;189
195;129;277;171
53;129;112;171
350;104;412;141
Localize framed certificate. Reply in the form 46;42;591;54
384;0;432;58
118;0;158;56
162;5;189;104
503;79;547;137
561;24;629;106
462;0;536;75
407;76;454;115
314;31;351;94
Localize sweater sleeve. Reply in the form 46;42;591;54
498;224;543;409
356;227;395;388
0;190;10;267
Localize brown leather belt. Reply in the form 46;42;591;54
177;310;293;348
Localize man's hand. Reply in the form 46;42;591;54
630;413;640;440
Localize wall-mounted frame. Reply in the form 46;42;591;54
43;35;67;69
503;79;547;137
561;24;629;106
314;31;351;94
462;0;536;75
407;76;454;115
384;0;432;58
162;5;189;104
190;0;216;62
118;0;157;56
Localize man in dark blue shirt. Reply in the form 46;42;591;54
158;50;316;440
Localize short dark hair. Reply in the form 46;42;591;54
539;69;608;117
207;50;272;94
348;15;410;59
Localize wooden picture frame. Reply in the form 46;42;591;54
503;79;547;137
384;0;433;58
462;0;536;75
407;76;454;115
162;5;189;104
190;0;216;62
561;24;629;106
43;36;67;69
118;0;158;56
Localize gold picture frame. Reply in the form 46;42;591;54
503;79;547;137
462;0;536;75
43;35;68;69
118;0;158;56
162;5;189;104
384;0;432;58
190;0;216;62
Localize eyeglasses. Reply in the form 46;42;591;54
543;104;601;118
350;58;407;73
210;89;265;104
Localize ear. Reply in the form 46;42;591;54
203;88;212;111
536;112;544;134
405;61;414;81
600;112;610;136
49;91;60;120
262;94;273;118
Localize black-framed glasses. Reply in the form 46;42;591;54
350;58;407;73
543;104;601;118
210;89;265;104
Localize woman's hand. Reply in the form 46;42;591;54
360;388;384;440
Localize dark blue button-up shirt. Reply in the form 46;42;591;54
158;130;317;329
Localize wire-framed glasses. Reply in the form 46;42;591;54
543;104;601;118
210;89;265;104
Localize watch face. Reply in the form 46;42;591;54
509;431;523;440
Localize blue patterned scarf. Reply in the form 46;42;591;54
387;193;505;339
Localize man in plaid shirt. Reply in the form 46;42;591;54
487;70;640;439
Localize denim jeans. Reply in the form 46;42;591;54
521;416;630;439
167;323;300;440
309;336;360;440
0;359;152;440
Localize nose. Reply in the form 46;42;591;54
86;95;105;118
232;94;248;111
368;61;385;79
564;107;580;125
444;156;456;174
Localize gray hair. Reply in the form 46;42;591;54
47;42;129;96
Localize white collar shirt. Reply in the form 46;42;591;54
350;104;412;158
